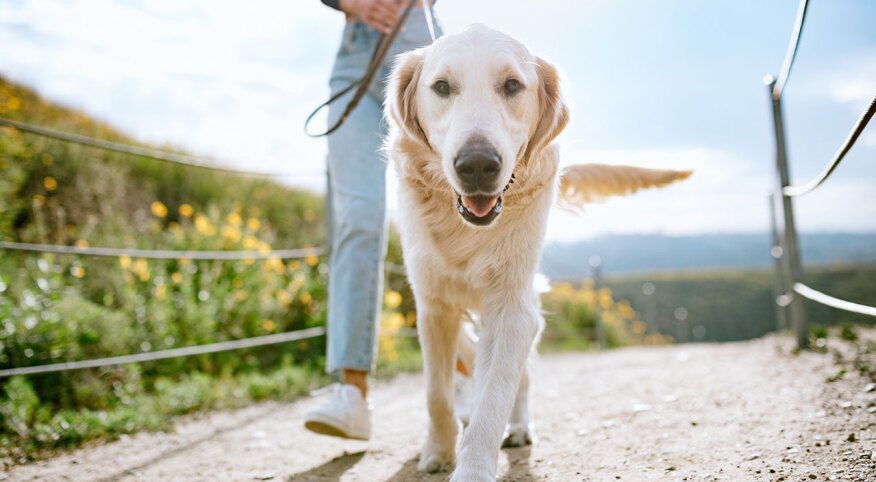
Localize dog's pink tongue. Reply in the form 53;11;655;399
464;195;499;217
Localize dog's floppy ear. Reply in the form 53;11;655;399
387;49;429;146
559;164;692;206
524;56;570;162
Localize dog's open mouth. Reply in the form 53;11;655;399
456;193;503;226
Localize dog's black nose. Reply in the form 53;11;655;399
454;145;501;192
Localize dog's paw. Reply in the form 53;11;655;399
450;468;494;482
417;448;454;473
501;423;537;448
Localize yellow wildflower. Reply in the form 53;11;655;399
246;217;261;231
70;266;85;278
75;239;89;248
178;204;194;217
384;290;402;309
43;176;57;191
287;260;300;271
154;284;166;300
194;214;215;236
119;255;132;269
242;235;259;250
299;292;312;305
262;319;276;332
171;272;183;284
33;194;45;206
226;212;242;226
305;255;319;267
221;225;242;243
277;290;292;307
7;97;21;111
151;201;168;218
234;290;248;301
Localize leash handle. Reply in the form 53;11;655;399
305;0;420;138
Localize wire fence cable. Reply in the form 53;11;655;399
0;327;327;378
772;0;809;100
0;117;276;177
0;241;325;261
794;282;876;318
783;95;876;197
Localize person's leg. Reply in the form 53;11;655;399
324;22;387;390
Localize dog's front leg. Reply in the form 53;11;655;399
452;294;538;482
416;298;462;473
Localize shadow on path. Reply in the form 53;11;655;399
288;451;366;481
500;446;537;482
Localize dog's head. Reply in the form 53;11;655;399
387;24;569;227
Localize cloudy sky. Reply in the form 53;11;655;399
1;0;874;242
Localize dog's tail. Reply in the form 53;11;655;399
558;164;692;206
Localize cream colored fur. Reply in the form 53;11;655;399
384;25;689;482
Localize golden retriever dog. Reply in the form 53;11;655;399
385;24;690;481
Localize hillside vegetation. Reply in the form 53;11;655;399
0;76;418;463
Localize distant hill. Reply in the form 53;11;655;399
540;233;876;279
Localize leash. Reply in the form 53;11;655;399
305;0;435;138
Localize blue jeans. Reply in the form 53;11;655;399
325;10;442;373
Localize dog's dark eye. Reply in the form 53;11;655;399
504;78;523;96
432;80;451;97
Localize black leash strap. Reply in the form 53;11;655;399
305;0;419;138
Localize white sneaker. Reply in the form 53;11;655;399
454;371;473;426
304;384;371;440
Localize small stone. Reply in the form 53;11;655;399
839;401;853;409
864;382;876;393
847;433;857;442
633;403;652;413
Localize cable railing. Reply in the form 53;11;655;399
782;96;876;197
0;241;324;261
0;117;276;177
765;0;876;350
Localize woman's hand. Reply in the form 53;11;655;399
340;0;401;34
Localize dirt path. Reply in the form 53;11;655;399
5;336;875;481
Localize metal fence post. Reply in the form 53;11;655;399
767;193;788;331
765;77;808;349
